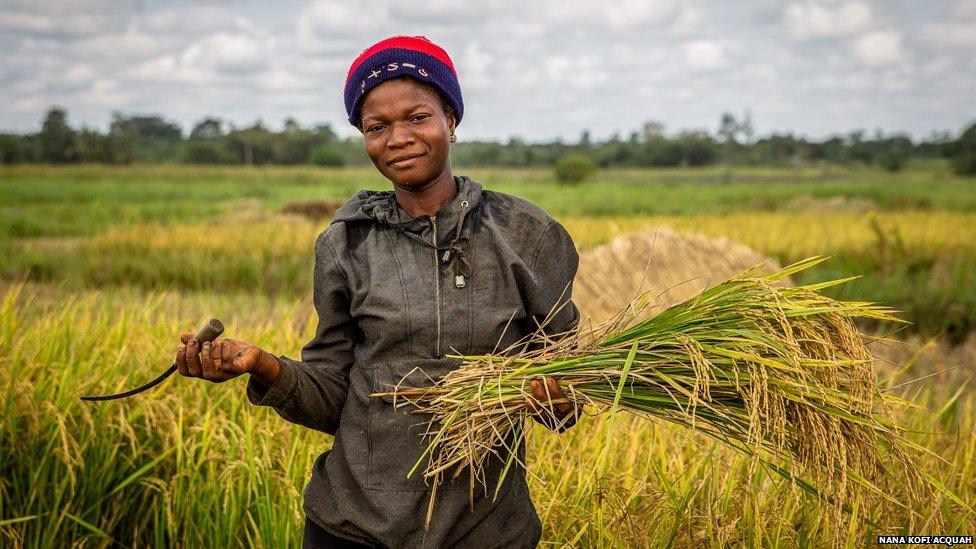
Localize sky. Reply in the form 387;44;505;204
1;0;974;143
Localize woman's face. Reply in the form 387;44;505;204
359;77;456;188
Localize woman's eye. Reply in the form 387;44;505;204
412;114;429;122
368;125;384;133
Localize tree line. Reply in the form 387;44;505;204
1;107;974;175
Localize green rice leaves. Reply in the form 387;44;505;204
376;257;941;535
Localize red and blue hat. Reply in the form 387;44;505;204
344;35;463;130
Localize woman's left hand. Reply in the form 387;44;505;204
525;377;581;433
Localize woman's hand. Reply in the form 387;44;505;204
525;376;582;433
176;331;281;385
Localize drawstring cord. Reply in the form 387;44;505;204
398;199;472;288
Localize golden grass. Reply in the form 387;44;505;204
561;211;976;255
0;279;973;546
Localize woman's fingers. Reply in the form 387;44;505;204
212;339;225;374
176;344;189;376
527;377;573;417
545;377;574;416
185;338;202;377
177;332;243;382
201;341;217;379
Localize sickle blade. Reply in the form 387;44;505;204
80;363;180;401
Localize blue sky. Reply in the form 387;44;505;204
1;0;973;142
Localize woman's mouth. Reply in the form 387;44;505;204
389;152;426;168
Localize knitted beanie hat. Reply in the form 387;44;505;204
344;35;463;130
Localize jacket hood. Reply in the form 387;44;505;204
331;174;483;233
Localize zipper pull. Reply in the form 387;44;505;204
441;250;452;263
455;274;466;288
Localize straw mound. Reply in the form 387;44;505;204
281;199;345;221
574;227;790;326
784;194;876;212
212;198;272;225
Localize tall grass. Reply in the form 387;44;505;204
0;282;319;547
0;281;973;546
3;210;974;338
2;164;975;546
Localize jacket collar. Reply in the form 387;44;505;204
331;174;483;241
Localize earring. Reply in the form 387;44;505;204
449;134;457;143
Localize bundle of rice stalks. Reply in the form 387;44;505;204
573;226;789;326
376;256;952;534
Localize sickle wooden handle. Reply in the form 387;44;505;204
194;318;225;346
80;318;226;402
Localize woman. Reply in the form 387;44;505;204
176;35;582;548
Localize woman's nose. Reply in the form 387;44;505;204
387;122;415;148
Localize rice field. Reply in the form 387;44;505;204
1;163;974;546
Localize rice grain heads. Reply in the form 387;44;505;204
376;257;954;538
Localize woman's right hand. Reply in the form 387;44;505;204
176;331;280;385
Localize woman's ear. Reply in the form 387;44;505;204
447;112;457;136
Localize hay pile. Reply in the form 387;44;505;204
280;199;345;221
574;227;789;326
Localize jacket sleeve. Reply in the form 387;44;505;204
524;218;581;349
245;231;357;436
525;218;583;433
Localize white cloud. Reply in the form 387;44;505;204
681;40;733;72
181;32;276;75
953;0;976;17
456;42;495;91
0;0;971;141
297;0;392;50
140;6;245;36
527;0;691;31
783;1;874;40
0;0;134;38
603;0;683;29
543;54;609;90
63;64;96;85
802;72;873;91
852;30;905;67
920;22;976;50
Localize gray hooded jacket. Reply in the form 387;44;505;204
246;175;580;548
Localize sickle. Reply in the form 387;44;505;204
80;318;225;402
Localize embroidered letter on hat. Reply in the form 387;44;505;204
343;35;464;129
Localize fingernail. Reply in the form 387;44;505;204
189;339;197;347
531;380;539;389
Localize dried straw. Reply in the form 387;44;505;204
375;256;944;535
574;226;790;326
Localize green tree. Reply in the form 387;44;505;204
183;141;223;164
675;130;718;167
309;145;346;167
718;112;739;145
943;121;976;176
228;122;274;165
0;134;31;163
190;117;225;140
39;107;75;163
553;155;596;185
71;128;112;162
110;113;182;140
877;151;907;172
